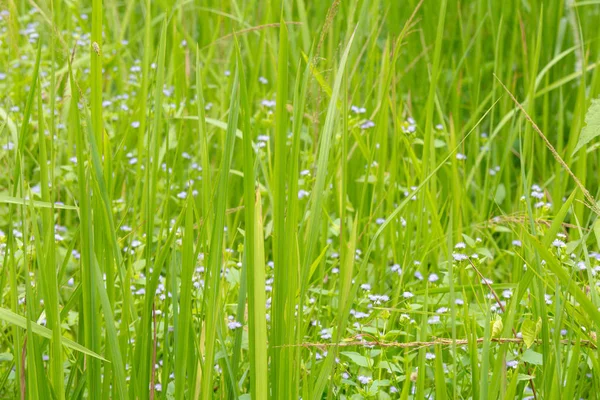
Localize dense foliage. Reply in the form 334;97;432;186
2;0;600;398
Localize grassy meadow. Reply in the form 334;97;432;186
3;0;600;398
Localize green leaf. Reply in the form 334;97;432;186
377;361;402;373
341;352;371;367
523;232;600;330
517;373;536;381
574;98;600;154
521;319;537;348
0;308;106;361
0;194;77;210
491;317;503;338
521;349;543;366
462;234;476;248
494;183;506;204
594;219;600;250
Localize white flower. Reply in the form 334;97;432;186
552;239;566;248
452;253;468;262
227;316;242;330
320;329;332;340
298;190;310;199
357;375;372;385
531;190;544;199
351;105;366;114
360;120;375;129
368;294;389;304
261;99;276;108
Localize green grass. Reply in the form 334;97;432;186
3;0;600;398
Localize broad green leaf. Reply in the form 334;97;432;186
341;351;371;368
494;183;506;204
377;361;402;373
574;98;600;154
491;317;503;338
462;234;476;248
521;349;543;366
521;318;538;348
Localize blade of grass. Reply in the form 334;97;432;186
200;66;240;400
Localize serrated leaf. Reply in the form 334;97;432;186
574;98;600;154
